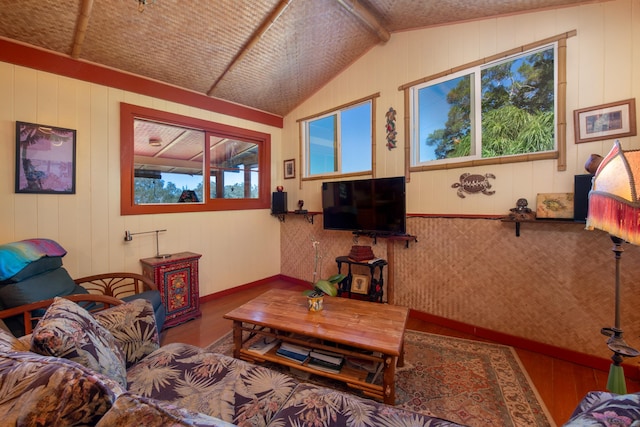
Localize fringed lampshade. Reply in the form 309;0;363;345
586;139;640;395
586;140;640;243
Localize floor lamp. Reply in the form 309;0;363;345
586;140;640;394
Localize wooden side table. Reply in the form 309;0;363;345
335;256;387;302
140;251;202;329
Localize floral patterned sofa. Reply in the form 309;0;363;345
563;390;640;426
0;296;464;427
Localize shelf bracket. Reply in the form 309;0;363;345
351;232;418;248
404;236;418;248
295;212;314;224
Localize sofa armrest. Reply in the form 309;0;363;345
0;351;123;426
75;272;157;299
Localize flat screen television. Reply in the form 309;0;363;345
322;176;406;235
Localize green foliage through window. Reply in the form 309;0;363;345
413;45;556;166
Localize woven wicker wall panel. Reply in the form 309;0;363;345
280;217;387;288
281;216;640;361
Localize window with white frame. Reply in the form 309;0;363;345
410;44;557;167
301;98;374;178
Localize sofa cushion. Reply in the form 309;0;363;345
122;289;162;308
0;350;123;426
0;327;30;352
127;343;299;426
123;289;166;333
0;267;90;337
268;383;465;427
0;267;83;309
0;238;67;282
0;255;63;283
564;391;640;426
31;296;127;387
94;298;160;368
96;393;237;427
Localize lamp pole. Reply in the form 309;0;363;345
123;229;170;258
600;236;639;394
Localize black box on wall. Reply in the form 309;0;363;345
272;192;287;214
574;174;593;223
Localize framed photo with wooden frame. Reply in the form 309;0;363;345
15;121;76;194
351;274;370;295
573;99;637;144
284;158;295;179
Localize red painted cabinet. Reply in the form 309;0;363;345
140;252;202;329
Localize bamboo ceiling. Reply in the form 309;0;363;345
0;0;603;117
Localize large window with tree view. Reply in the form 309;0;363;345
411;44;557;167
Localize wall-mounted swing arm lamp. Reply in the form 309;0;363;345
124;229;170;258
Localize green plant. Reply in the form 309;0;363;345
303;273;345;297
303;238;345;297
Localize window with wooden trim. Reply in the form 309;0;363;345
299;94;377;179
402;32;574;172
120;103;271;215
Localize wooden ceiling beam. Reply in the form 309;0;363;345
71;0;95;58
207;0;293;96
336;0;390;43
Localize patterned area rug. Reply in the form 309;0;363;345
206;330;555;427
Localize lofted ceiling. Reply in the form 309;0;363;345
0;0;602;117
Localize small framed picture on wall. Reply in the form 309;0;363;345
284;159;295;179
573;99;637;144
15;121;76;194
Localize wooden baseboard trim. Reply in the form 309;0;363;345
202;275;639;381
199;275;283;304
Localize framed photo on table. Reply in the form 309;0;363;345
284;159;295;179
351;274;370;295
15;121;76;194
574;99;636;144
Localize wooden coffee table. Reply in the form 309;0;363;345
223;289;409;404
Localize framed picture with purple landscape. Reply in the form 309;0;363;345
15;121;76;194
573;99;637;144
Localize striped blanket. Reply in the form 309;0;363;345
0;239;67;281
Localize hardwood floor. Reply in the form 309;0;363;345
161;280;640;426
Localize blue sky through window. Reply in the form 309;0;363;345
418;77;466;162
341;103;371;173
308;102;371;176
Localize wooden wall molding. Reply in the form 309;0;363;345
0;38;283;128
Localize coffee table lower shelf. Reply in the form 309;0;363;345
238;346;386;401
223;290;408;405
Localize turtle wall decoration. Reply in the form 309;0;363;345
452;173;496;198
